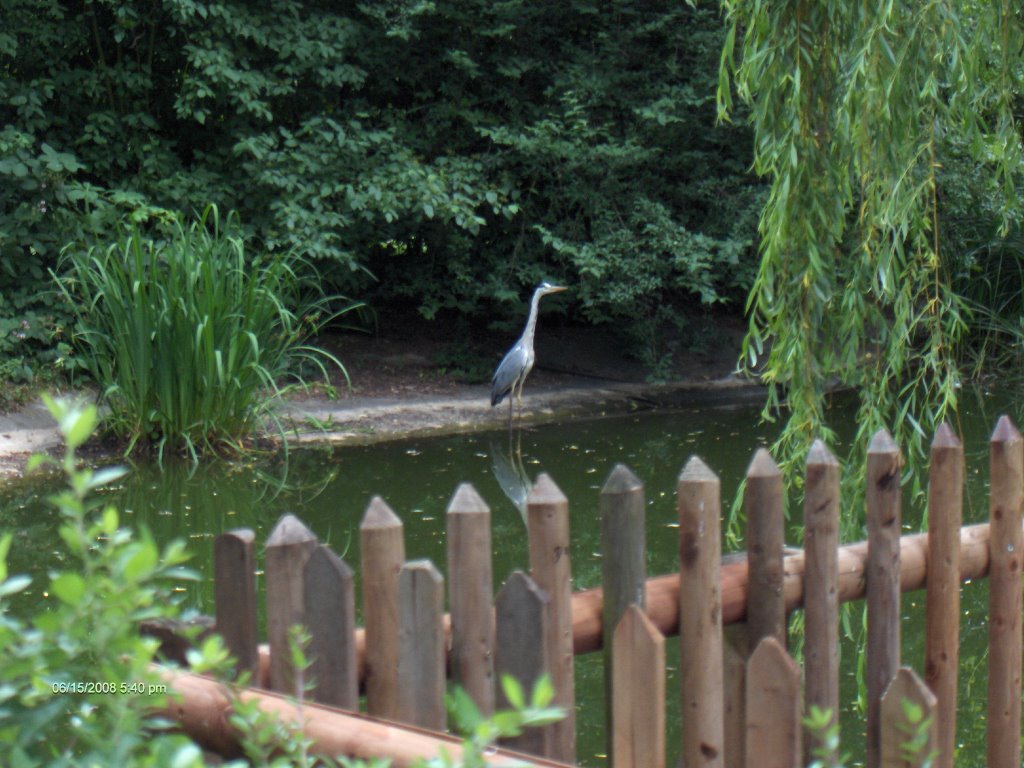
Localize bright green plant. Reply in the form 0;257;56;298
893;699;938;768
53;204;360;459
420;676;565;768
804;705;848;768
804;700;937;768
0;395;204;766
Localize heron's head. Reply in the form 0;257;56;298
538;282;567;296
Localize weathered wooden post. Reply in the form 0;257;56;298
745;637;801;768
496;570;551;756
802;440;840;761
731;448;784;768
987;415;1023;768
745;448;785;645
213;529;259;678
924;423;962;768
678;456;724;768
447;482;495;717
397;559;446;731
865;429;901;768
600;463;646;757
527;473;576;764
265;514;318;694
360;496;405;719
611;604;665;768
880;668;937;768
303;544;358;709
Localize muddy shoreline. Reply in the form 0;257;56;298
0;376;762;480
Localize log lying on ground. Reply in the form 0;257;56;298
157;665;573;768
249;522;994;685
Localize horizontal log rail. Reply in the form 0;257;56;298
157;665;574;768
247;521;994;687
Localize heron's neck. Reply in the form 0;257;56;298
522;288;544;344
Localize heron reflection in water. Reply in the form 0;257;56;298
489;434;532;523
490;282;567;428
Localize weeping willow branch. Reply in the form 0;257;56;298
717;0;1024;525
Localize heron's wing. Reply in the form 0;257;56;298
491;341;527;406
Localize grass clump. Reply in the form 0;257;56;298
53;204;356;459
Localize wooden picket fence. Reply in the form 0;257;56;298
207;418;1024;768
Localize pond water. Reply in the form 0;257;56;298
1;385;1020;766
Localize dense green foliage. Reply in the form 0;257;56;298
2;0;761;373
719;0;1024;489
53;205;351;458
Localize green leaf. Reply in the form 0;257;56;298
499;675;525;710
121;543;159;581
62;405;98;450
0;533;11;581
0;574;31;598
531;675;555;708
86;466;129;492
101;506;119;535
50;572;86;605
445;686;483;734
24;454;52;473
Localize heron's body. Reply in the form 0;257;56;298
490;282;566;425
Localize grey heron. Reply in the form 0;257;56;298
490;282;567;426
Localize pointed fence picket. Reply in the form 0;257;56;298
194;417;1024;768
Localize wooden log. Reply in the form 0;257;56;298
678;456;724;768
866;429;901;768
745;449;785;646
880;667;937;768
447;482;495;717
397;560;446;731
802;440;840;761
527;473;576;764
303;544;358;709
924;423;962;768
611;605;665;768
154;664;575;768
600;463;646;756
360;496;405;719
265;514;318;694
558;520;997;660
745;637;801;768
987;415;1023;768
213;529;259;678
496;571;551;756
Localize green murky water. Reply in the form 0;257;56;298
1;385;1020;765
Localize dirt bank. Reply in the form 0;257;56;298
0;321;759;478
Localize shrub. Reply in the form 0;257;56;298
53;205;359;459
0;395;205;766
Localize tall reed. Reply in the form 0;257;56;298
54;205;355;459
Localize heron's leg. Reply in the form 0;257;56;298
507;390;514;430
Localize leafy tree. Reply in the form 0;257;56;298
2;0;763;377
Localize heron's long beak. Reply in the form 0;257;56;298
548;285;567;293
